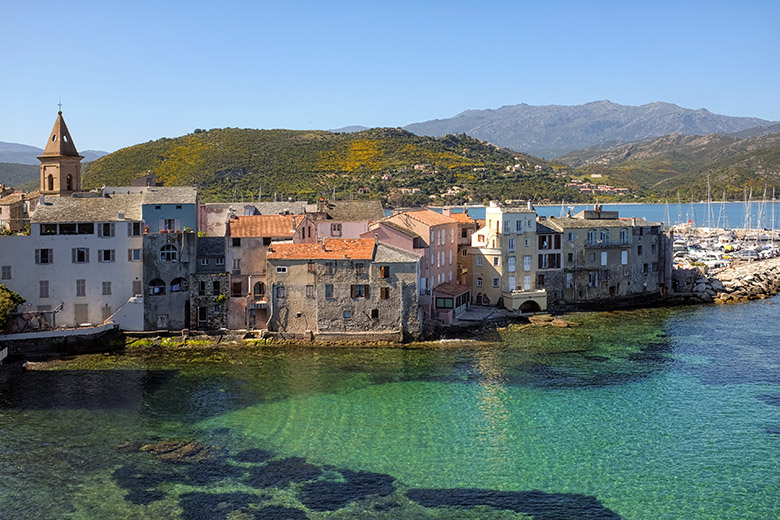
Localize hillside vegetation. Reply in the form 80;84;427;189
559;132;780;201
83;127;582;205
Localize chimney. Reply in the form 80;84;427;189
39;193;46;206
291;216;297;230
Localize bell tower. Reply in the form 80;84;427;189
38;109;83;196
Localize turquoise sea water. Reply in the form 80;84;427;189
1;300;779;519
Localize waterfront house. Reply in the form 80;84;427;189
143;231;197;330
470;202;547;312
104;185;199;233
190;236;229;330
266;238;422;341
542;206;672;305
225;213;303;329
199;201;315;237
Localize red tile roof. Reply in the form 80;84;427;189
268;238;376;260
398;208;458;227
229;214;303;238
450;212;475;224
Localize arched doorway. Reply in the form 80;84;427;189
253;281;266;298
519;301;541;312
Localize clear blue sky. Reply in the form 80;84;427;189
2;0;779;152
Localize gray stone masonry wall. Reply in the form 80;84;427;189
189;273;229;330
143;232;197;330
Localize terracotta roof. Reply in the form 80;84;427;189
268;238;376;260
450;212;475;224
397;208;457;227
229;214;303;238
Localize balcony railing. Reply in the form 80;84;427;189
585;240;631;248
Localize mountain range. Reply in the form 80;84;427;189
0;140;108;164
403;101;777;158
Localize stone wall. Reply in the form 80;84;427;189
679;259;780;304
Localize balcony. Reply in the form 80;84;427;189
584;240;630;249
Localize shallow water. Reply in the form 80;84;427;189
1;300;779;519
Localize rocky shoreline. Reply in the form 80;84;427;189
684;258;780;304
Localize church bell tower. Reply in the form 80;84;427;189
38;109;83;196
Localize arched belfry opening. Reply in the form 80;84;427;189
38;109;84;196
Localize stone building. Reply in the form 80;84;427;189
536;218;564;305
190;237;228;330
443;209;478;287
199;201;314;237
543;207;672;305
225;213;303;329
470;202;547;312
143;231;197;330
266;238;422;341
0;191;36;232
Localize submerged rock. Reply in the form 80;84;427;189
140;440;220;464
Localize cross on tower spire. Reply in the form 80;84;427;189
57;98;62;114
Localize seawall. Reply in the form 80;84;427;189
678;257;780;304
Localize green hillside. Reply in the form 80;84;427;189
83;128;581;205
0;163;38;188
560;133;780;201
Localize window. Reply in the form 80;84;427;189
102;281;112;295
637;245;643;255
651;244;657;254
343;310;352;320
450;228;455;243
371;309;379;320
163;218;178;232
642;263;649;274
307;261;316;273
76;279;86;297
39;280;49;298
567;253;573;262
98;223;115;237
587;230;596;245
325;284;334;298
588;272;599;287
601;252;608;266
148;279;166;295
128;222;142;236
620;229;629;244
59;223;77;235
71;248;90;263
516;220;523;232
461;228;468;238
566;273;573;288
232;259;241;274
380;287;390;299
537;274;545;287
232;237;241;247
98;249;115;263
212;281;221;294
508;238;515;252
326;262;334;274
170;278;188;292
253;281;265;297
35;249;53;264
159;245;178;262
476;257;483;267
524;238;529;247
652;262;658;272
41;224;57;235
599;230;609;243
621;250;628;265
449;250;453;265
476;277;483;287
435;297;454;309
508;257;516;272
199;281;207;296
492;256;499;266
439;251;444;268
440;229;445;245
200;258;209;266
276;285;286;298
128;248;141;261
331;223;342;236
539;254;549;269
589;252;596;262
508;276;516;291
232;281;243;297
462;249;467;257
351;284;370;298
1;266;10;279
523;255;531;271
276;266;287;274
380;265;390;278
566;231;575;242
306;285;314;298
215;257;225;266
356;263;365;275
492;277;499;288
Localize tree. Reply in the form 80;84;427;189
0;284;25;330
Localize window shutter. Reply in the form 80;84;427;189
49;249;53;263
350;285;356;298
72;248;77;263
175;219;181;231
128;249;133;261
128;222;133;236
35;249;39;264
158;219;165;232
110;223;115;237
110;250;115;262
98;224;103;237
85;249;89;263
364;285;370;298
